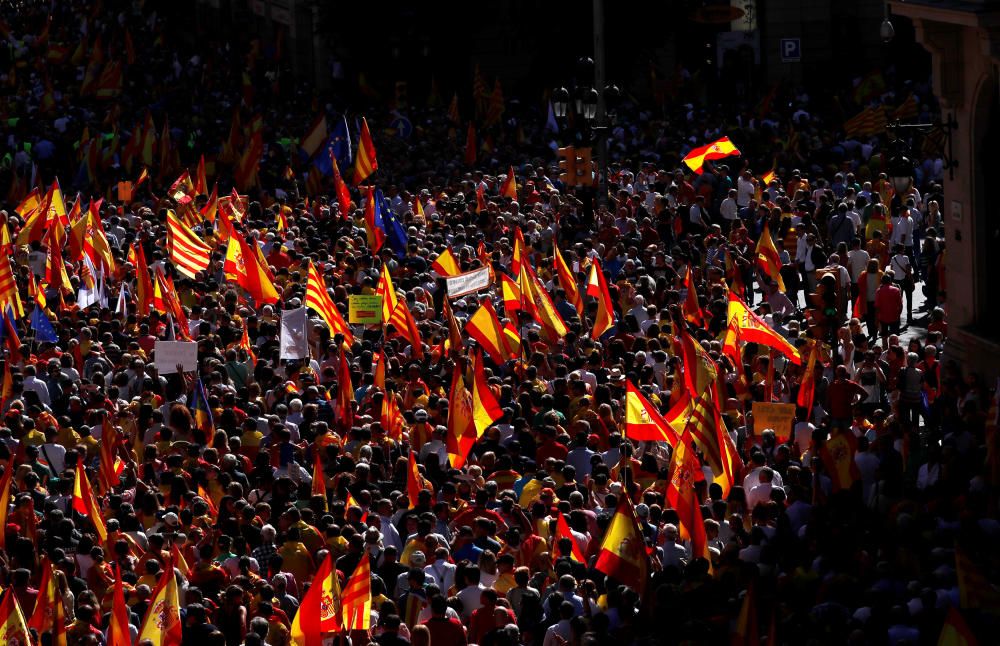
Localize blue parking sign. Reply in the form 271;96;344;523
780;38;801;62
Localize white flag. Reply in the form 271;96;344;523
280;307;309;360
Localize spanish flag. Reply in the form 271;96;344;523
312;451;328;510
625;381;680;445
500;273;522;316
554;246;583;316
796;341;820;416
0;587;32;646
938;606;979;645
554;512;585;562
407;450;425;509
336;351;355;433
353;117;378;185
107;564;132;646
754;223;785;292
72;455;107;542
471;349;503;436
594;495;649;592
818;429;860;492
381;390;405;439
224;230;280;304
137;561;182;646
28;557;67;646
665;435;707;557
586;259;615;339
431;246;461;277
727;293;800;364
681;136;741;174
500;165;518;199
511;227;526;278
682;265;704;327
341;554;373;631
520;263;568;341
465;298;510;364
446;361;477;470
731;581;759;646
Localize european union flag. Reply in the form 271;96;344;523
29;305;57;343
379;194;408;258
314;115;352;177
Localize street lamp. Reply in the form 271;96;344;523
553;87;570;119
581;88;599;121
888;154;913;195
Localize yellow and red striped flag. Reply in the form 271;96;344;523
352;117;378;185
305;261;354;346
500;165;518;199
407;449;428;509
681;136;741;174
445;362;477;470
375;263;399;323
554;509;585;562
381;390;405;439
625;381;681;445
388;300;424;359
311;451;328;510
341;554;372;631
166;210;211;278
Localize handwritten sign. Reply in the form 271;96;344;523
153;341;198;374
445;267;491;298
349;294;382;324
752;402;797;442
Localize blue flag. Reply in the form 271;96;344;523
313;115;352;177
29;305;57;343
380;195;408;258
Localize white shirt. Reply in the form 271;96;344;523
424;559;457;593
847;249;870;282
22;376;51;407
720;197;739;221
890;216;914;246
737;177;755;207
39;443;67;474
544;620;573;646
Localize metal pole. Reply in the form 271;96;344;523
593;0;608;208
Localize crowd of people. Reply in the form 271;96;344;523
0;2;996;646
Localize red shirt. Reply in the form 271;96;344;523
424;616;467;646
874;284;903;323
826;379;867;419
535;440;568;463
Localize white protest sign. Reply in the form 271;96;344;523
154;341;199;374
445;267;491;298
280;307;310;359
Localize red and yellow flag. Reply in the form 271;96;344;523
138;561;183;646
341;554;372;631
554;246;583;316
665;435;708;560
336;351;354;434
388;300;424;359
819;429;860;492
305;261;354;346
938;606;979;646
353;117;378;185
586;259;615;339
682;265;704;327
554;512;585;562
311;451;328;510
727;293;799;363
465;298;511;364
407;450;426;509
755;223;785;292
72;456;107;542
731;581;759;646
470;349;503;436
430;247;461;277
376;264;399;323
28;557;67;646
0;587;32;646
681;136;740;174
500;165;518;199
445;362;477;470
290;552;342;646
594;495;649;592
107;564;132;646
625;381;680;445
381;390;405;439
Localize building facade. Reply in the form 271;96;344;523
890;0;1000;378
